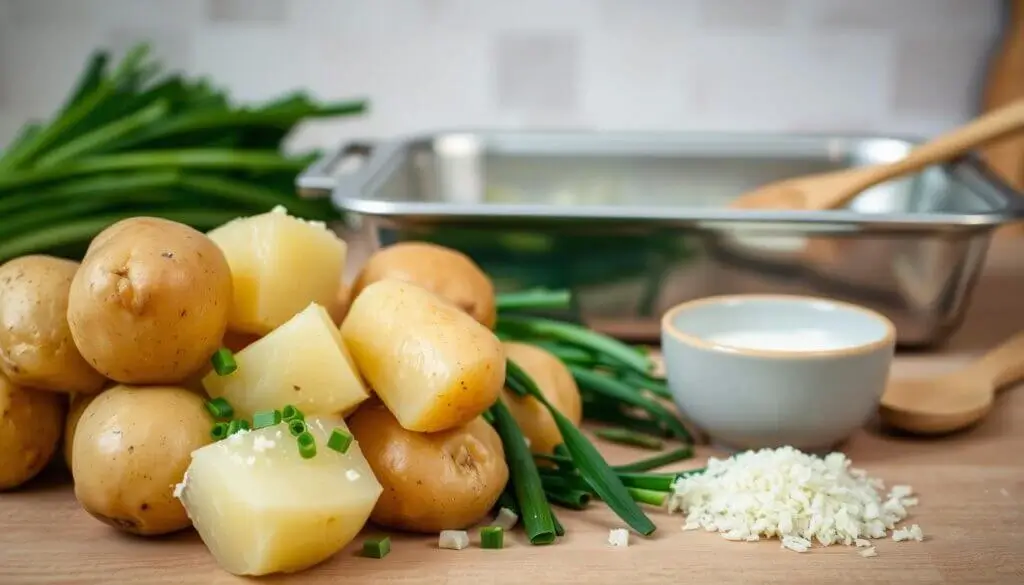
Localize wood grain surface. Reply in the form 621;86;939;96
2;239;1023;585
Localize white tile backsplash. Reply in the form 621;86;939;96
0;0;1005;149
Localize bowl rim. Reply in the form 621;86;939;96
661;294;897;359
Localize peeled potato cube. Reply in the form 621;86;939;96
177;416;382;576
207;206;346;335
202;303;369;419
340;279;505;432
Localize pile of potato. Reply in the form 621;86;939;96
0;207;583;577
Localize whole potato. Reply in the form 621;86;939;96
0;255;106;393
500;342;583;454
348;401;508;533
67;217;233;384
351;242;496;328
72;385;212;535
63;392;99;470
0;372;66;490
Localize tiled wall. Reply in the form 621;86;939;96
0;0;1005;151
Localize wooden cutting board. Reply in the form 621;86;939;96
985;0;1024;237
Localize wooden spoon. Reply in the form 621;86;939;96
730;98;1024;211
879;331;1024;434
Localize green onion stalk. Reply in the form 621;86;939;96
0;43;366;263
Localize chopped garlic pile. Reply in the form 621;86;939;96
668;446;922;552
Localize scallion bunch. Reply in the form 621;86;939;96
0;43;364;263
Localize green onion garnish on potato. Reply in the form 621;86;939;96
205;397;233;420
281;404;303;422
288;419;307;437
210;348;237;376
252;409;281;429
327;428;353;454
210;421;229;441
296;432;316;459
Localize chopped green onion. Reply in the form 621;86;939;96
362;536;391;559
210;347;237;376
226;419;248;436
210;422;229;441
205;397;234;420
327;428;353;454
612;446;694;473
297;431;316;459
288;419;307;437
594;427;664;450
252;409;281;429
480;526;504;549
281;404;303;422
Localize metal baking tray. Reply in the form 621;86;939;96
298;131;1024;347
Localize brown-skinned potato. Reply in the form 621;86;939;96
0;255;106;393
499;342;583;454
63;391;100;470
351;242;496;328
67;217;233;384
347;401;508;533
0;371;66;490
72;385;212;535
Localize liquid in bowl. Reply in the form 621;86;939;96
708;328;854;352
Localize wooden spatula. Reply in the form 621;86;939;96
730;98;1024;211
879;331;1024;435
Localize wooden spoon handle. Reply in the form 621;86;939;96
969;330;1024;391
836;98;1024;203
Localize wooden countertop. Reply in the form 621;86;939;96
2;239;1024;585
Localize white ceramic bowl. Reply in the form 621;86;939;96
660;294;896;452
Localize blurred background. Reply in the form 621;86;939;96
0;0;1004;151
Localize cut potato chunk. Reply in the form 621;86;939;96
340;279;505;433
203;303;369;419
207;206;346;335
177;415;382;576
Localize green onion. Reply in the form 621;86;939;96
281;404;303;422
489;401;557;545
210;422;229;441
480;526;504;549
210;348;237;376
615;473;676;492
252;409;281;429
616;369;672;400
571;366;691;442
495;289;572;312
507;359;657;536
226;419;248;436
288;419;307;437
297;431;316;459
612;447;695;473
327;428;353;454
594;427;664;450
550;509;565;537
362;536;390;559
205;397;233;420
529;341;597;366
628;488;668;507
497;315;653;374
544;488;591;510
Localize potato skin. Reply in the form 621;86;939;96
67;218;233;384
351;242;497;328
0;256;106;393
72;385;212;535
500;342;583;454
0;372;66;490
63;391;100;470
348;401;508;533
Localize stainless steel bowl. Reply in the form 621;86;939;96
298;130;1024;347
